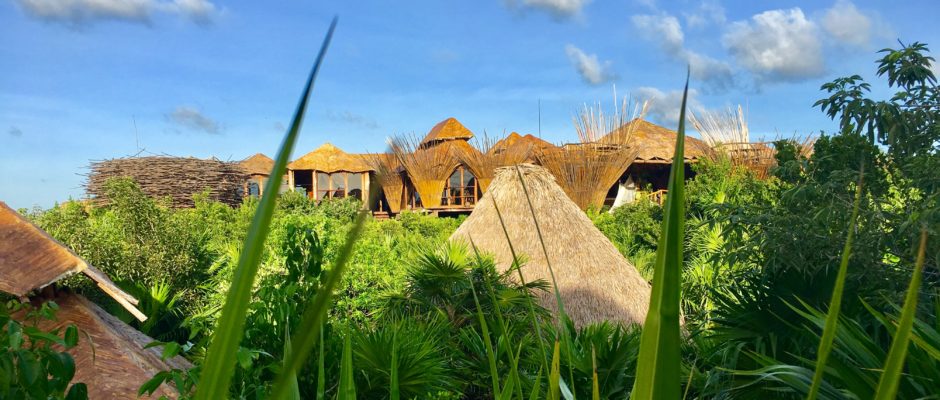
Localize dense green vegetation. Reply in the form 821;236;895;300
6;41;938;398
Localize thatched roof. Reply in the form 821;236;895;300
239;153;275;176
22;291;191;399
420;117;474;146
86;156;247;208
603;119;711;163
490;132;556;160
450;164;651;327
0;202;145;321
288;143;372;173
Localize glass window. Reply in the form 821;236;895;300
316;172;330;199
441;166;477;207
347;173;363;200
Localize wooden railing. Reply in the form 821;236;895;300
647;189;667;206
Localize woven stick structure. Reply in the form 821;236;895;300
455;133;534;192
86;156;247;208
389;135;459;208
361;152;405;212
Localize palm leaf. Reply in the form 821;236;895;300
874;230;929;399
339;334;357;400
806;172;864;400
631;71;689;400
194;17;337;400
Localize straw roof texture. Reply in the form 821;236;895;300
288;143;372;173
420;117;474;146
361;153;405;212
239;153;275;176
22;292;191;399
604;119;711;163
391;135;462;209
450;164;651;327
489;132;556;163
86;156;247;208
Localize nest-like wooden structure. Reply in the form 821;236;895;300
86;156;247;208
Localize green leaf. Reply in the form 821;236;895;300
390;328;399;400
283;326;301;400
874;230;929;400
317;325;325;400
193;17;337;400
807;172;864;400
161;342;181;361
339;334;357;400
466;240;501;397
138;371;169;397
631;71;689;400
549;341;561;400
16;351;41;386
65;383;88;400
592;346;600;400
63;325;79;349
498;370;516;400
7;322;22;349
529;367;543;400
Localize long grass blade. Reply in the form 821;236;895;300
339;334;357;400
466;249;503;397
270;211;367;399
283;325;301;400
317;324;325;399
194;17;337;400
631;70;689;400
806;171;865;400
390;328;400;400
592;346;600;400
549;341;561;400
873;230;929;400
530;367;543;400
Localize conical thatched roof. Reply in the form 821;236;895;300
450;164;651;327
239;153;274;176
420;117;474;146
0;202;144;321
288;143;372;173
490;132;556;160
23;291;191;399
603;119;711;163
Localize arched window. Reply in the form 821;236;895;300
441;166;478;207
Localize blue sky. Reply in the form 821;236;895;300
2;0;939;209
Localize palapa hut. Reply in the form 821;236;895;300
288;143;373;204
0;202;189;399
361;152;405;213
490;132;556;163
239;153;275;197
86;156;247;208
449;164;652;327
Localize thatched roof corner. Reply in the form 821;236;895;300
421;117;474;146
490;132;556;159
239;153;275;176
604;119;711;163
86;156;247;208
24;292;191;399
288;143;372;173
449;164;651;327
0;202;146;320
0;202;85;297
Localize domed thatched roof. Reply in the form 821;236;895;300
421;117;474;146
289;143;372;173
449;164;651;327
239;153;275;176
603;119;711;163
490;132;556;159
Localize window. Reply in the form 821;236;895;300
314;172;366;200
331;173;346;198
316;172;330;199
441;166;478;207
347;173;363;200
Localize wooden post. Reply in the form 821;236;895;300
312;171;318;200
288;170;295;193
362;173;370;209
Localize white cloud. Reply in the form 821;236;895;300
723;8;824;83
166;106;220;134
632;13;734;91
632;86;701;127
14;0;218;27
505;0;590;19
564;44;616;85
821;0;872;47
684;0;726;29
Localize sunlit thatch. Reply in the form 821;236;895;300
389;134;459;209
455;133;537;192
361;152;405;212
536;100;645;210
691;105;779;179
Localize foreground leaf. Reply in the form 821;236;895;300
194;17;338;400
631;71;689;400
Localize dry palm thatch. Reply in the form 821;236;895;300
86;156;247;208
690;105;780;178
389;134;459;208
455;133;533;192
536;101;645;210
450;164;651;327
239;153;275;177
361;152;405;212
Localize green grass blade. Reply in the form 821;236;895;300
194;17;337;400
530;367;543;400
317;324;325;399
390;328;400;400
592;346;600;400
549;341;561;400
270;211;367;399
874;230;929;400
466;251;502;396
631;71;689;400
283;325;301;400
339;334;357;400
807;172;864;400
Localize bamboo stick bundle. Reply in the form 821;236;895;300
455;133;532;192
85;156;248;208
361;152;405;212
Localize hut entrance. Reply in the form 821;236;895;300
440;165;479;208
293;169;314;197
